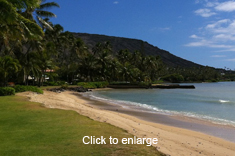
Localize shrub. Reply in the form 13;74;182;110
14;85;43;94
77;82;96;89
94;82;109;88
138;82;151;87
0;87;15;96
110;82;151;87
152;80;164;84
61;84;68;89
14;85;26;92
162;74;184;83
57;81;66;85
77;82;109;89
45;81;59;86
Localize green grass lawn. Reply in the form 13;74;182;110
0;95;164;156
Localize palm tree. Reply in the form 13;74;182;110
131;51;142;67
36;49;55;87
18;52;41;85
0;56;21;86
0;0;44;54
107;58;121;81
21;0;60;30
94;42;112;80
45;24;64;46
143;55;162;81
119;62;135;82
78;53;97;82
117;49;131;64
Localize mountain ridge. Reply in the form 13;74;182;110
72;32;202;68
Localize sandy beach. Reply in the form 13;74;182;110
18;90;235;156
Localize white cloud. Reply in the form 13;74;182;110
215;1;235;12
226;58;235;61
190;34;198;39
195;0;200;4
159;27;171;31
194;1;235;18
206;19;235;35
188;1;235;52
185;39;211;47
208;44;232;48
211;55;226;58
190;34;203;39
195;0;207;4
185;41;207;47
185;34;233;49
195;0;219;7
150;27;171;32
113;1;119;4
195;8;216;17
205;2;219;7
214;34;235;41
206;19;230;29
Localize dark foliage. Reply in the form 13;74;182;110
0;87;15;96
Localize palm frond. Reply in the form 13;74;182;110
36;16;53;30
18;14;44;39
36;10;56;18
0;1;18;24
8;0;39;10
38;2;60;10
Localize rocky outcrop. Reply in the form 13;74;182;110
47;87;90;93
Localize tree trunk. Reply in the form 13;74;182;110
4;72;7;87
26;74;29;86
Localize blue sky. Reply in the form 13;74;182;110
48;0;235;69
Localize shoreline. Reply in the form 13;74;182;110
18;91;235;156
82;90;235;143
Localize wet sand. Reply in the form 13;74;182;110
18;91;235;156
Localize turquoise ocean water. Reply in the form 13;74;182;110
88;82;235;127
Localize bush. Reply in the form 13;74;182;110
94;82;109;88
109;82;130;85
14;85;43;94
138;82;151;87
77;82;109;89
152;80;164;84
45;81;59;86
14;85;27;93
0;87;15;96
44;81;69;86
57;81;66;85
162;74;184;83
61;84;68;89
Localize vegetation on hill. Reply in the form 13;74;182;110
0;0;233;88
73;33;202;68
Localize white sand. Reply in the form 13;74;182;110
18;91;235;156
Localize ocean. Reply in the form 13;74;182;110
87;82;235;127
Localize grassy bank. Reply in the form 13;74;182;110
0;95;164;156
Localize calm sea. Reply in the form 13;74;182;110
88;82;235;127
